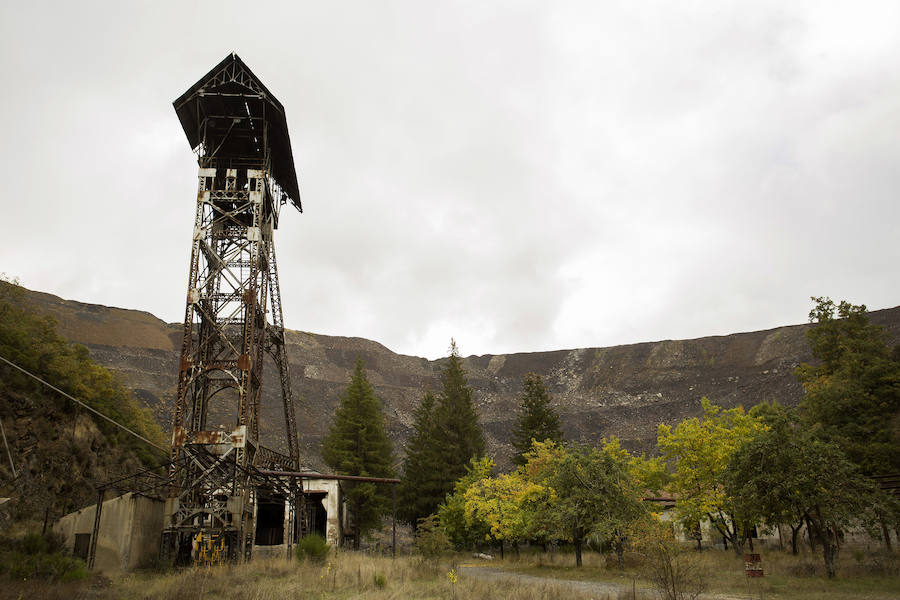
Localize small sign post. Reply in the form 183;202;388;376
744;553;763;577
743;553;764;599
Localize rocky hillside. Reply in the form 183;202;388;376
18;288;900;470
0;284;168;524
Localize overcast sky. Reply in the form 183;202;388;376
1;1;898;360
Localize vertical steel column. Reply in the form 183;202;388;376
266;243;299;467
87;488;105;571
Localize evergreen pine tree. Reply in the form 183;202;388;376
398;340;485;525
510;372;563;465
397;390;444;524
432;339;485;486
321;358;395;548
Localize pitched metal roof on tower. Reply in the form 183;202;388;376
173;53;302;211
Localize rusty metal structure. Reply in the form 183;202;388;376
162;53;302;564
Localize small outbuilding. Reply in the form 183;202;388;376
54;492;164;572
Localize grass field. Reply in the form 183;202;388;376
0;547;897;600
493;546;900;599
0;552;600;600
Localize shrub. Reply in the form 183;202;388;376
59;559;90;582
17;530;66;556
373;572;387;588
21;532;50;555
0;549;89;582
294;534;330;563
631;518;705;600
415;515;450;560
0;531;87;583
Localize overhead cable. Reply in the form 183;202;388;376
0;354;169;455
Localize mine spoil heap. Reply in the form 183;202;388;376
25;284;900;471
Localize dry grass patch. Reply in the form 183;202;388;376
0;578;106;600
492;547;900;600
12;549;897;600
98;553;601;600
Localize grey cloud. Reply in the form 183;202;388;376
1;1;898;360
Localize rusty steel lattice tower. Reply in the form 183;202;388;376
162;53;302;563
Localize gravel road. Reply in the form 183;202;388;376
459;565;749;600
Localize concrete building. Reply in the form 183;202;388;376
54;492;164;572
301;476;343;548
655;501;896;552
253;476;343;558
54;477;345;572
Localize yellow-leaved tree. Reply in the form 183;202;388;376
657;397;766;555
463;470;555;557
602;436;668;568
437;456;494;550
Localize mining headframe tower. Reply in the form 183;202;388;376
52;53;398;570
162;52;302;564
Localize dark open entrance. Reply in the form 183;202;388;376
73;533;91;560
255;493;285;546
304;492;327;538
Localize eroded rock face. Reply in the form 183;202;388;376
19;288;900;469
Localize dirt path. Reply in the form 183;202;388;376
459;564;634;598
459;564;748;600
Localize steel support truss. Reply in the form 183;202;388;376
162;163;299;564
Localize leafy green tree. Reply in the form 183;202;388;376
795;297;900;476
437;456;494;550
657;398;765;555
526;441;646;567
510;373;563;466
724;417;880;578
321;358;395;548
437;439;650;566
744;402;811;554
602;436;668;566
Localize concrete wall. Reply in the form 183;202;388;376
305;478;341;547
127;495;165;567
658;506;897;552
54;492;164;573
658;507;780;550
253;543;290;560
